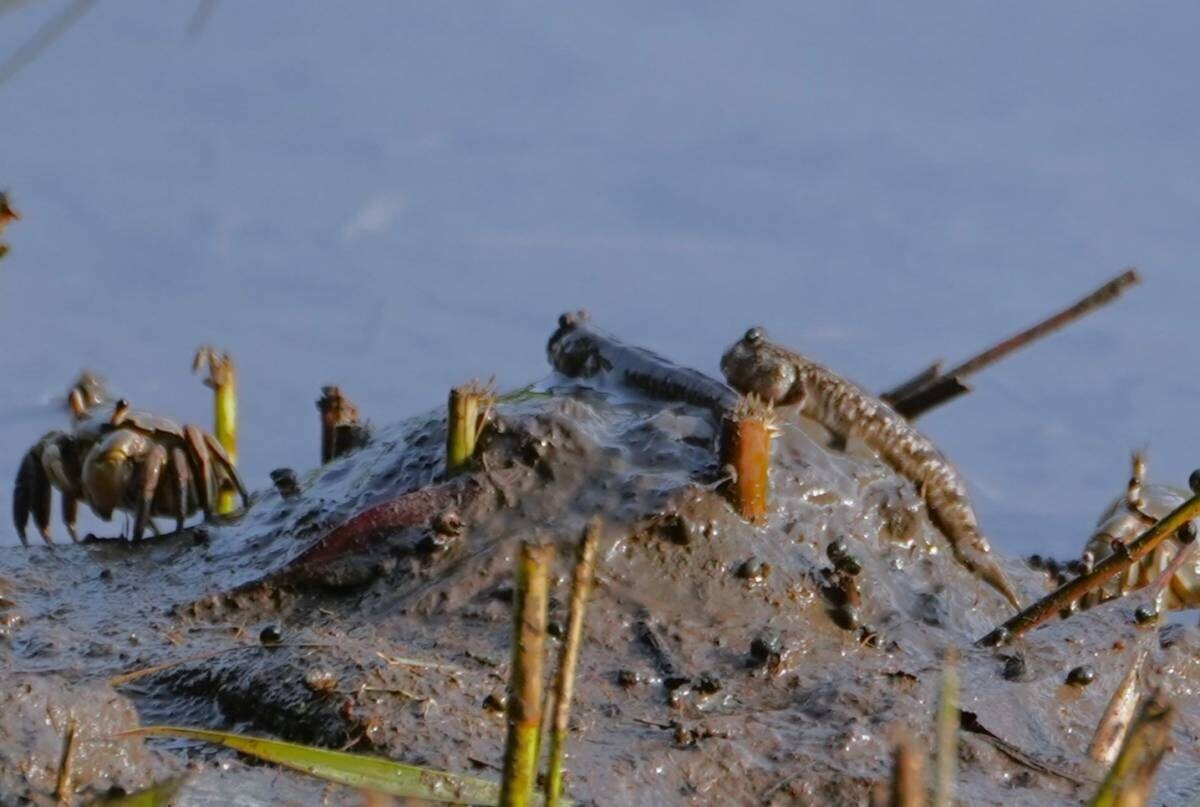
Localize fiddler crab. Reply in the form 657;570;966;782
1076;451;1200;610
12;391;247;545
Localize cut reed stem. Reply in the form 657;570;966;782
447;381;493;475
316;386;361;464
1089;691;1173;807
500;542;555;807
55;715;77;804
978;489;1200;646
933;648;958;807
544;520;600;807
1088;649;1147;766
193;347;237;515
888;731;926;807
719;396;773;523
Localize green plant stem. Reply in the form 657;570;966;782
193;347;237;514
933;649;958;807
447;383;492;475
500;542;555;807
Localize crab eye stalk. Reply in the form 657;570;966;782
111;399;130;425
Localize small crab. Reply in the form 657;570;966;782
13;398;248;545
1081;451;1200;610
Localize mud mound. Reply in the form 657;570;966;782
2;379;1199;804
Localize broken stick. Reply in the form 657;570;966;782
884;269;1141;420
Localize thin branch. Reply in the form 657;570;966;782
0;0;98;87
884;269;1141;419
978;488;1200;646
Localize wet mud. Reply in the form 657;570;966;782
3;341;1200;805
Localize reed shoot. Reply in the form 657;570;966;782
447;381;494;475
933;649;958;807
544;520;599;807
193;347;237;515
500;542;555;807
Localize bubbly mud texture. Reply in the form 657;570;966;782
2;376;1200;804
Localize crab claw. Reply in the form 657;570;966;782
13;448;52;545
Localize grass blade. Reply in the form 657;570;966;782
89;777;187;806
124;726;501;805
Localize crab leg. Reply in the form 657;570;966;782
183;425;215;519
62;494;79;543
168;447;191;532
14;448;55;545
202;432;248;505
132;443;167;541
13;450;39;546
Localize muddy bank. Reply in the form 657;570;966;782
2;332;1200;805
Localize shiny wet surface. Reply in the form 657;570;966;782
1;384;1199;804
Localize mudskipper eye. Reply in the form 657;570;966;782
744;327;764;344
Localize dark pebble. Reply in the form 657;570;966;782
695;672;722;694
98;568;113;580
482;692;506;713
1002;655;1027;681
664;675;691;691
1065;665;1095;686
1134;606;1159;625
836;555;863;576
269;468;300;497
750;631;782;664
259;625;283;646
1178;521;1198;545
616;669;643;688
826;539;849;564
830;605;860;631
1026;554;1044;570
548;621;564;640
735;557;770;582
